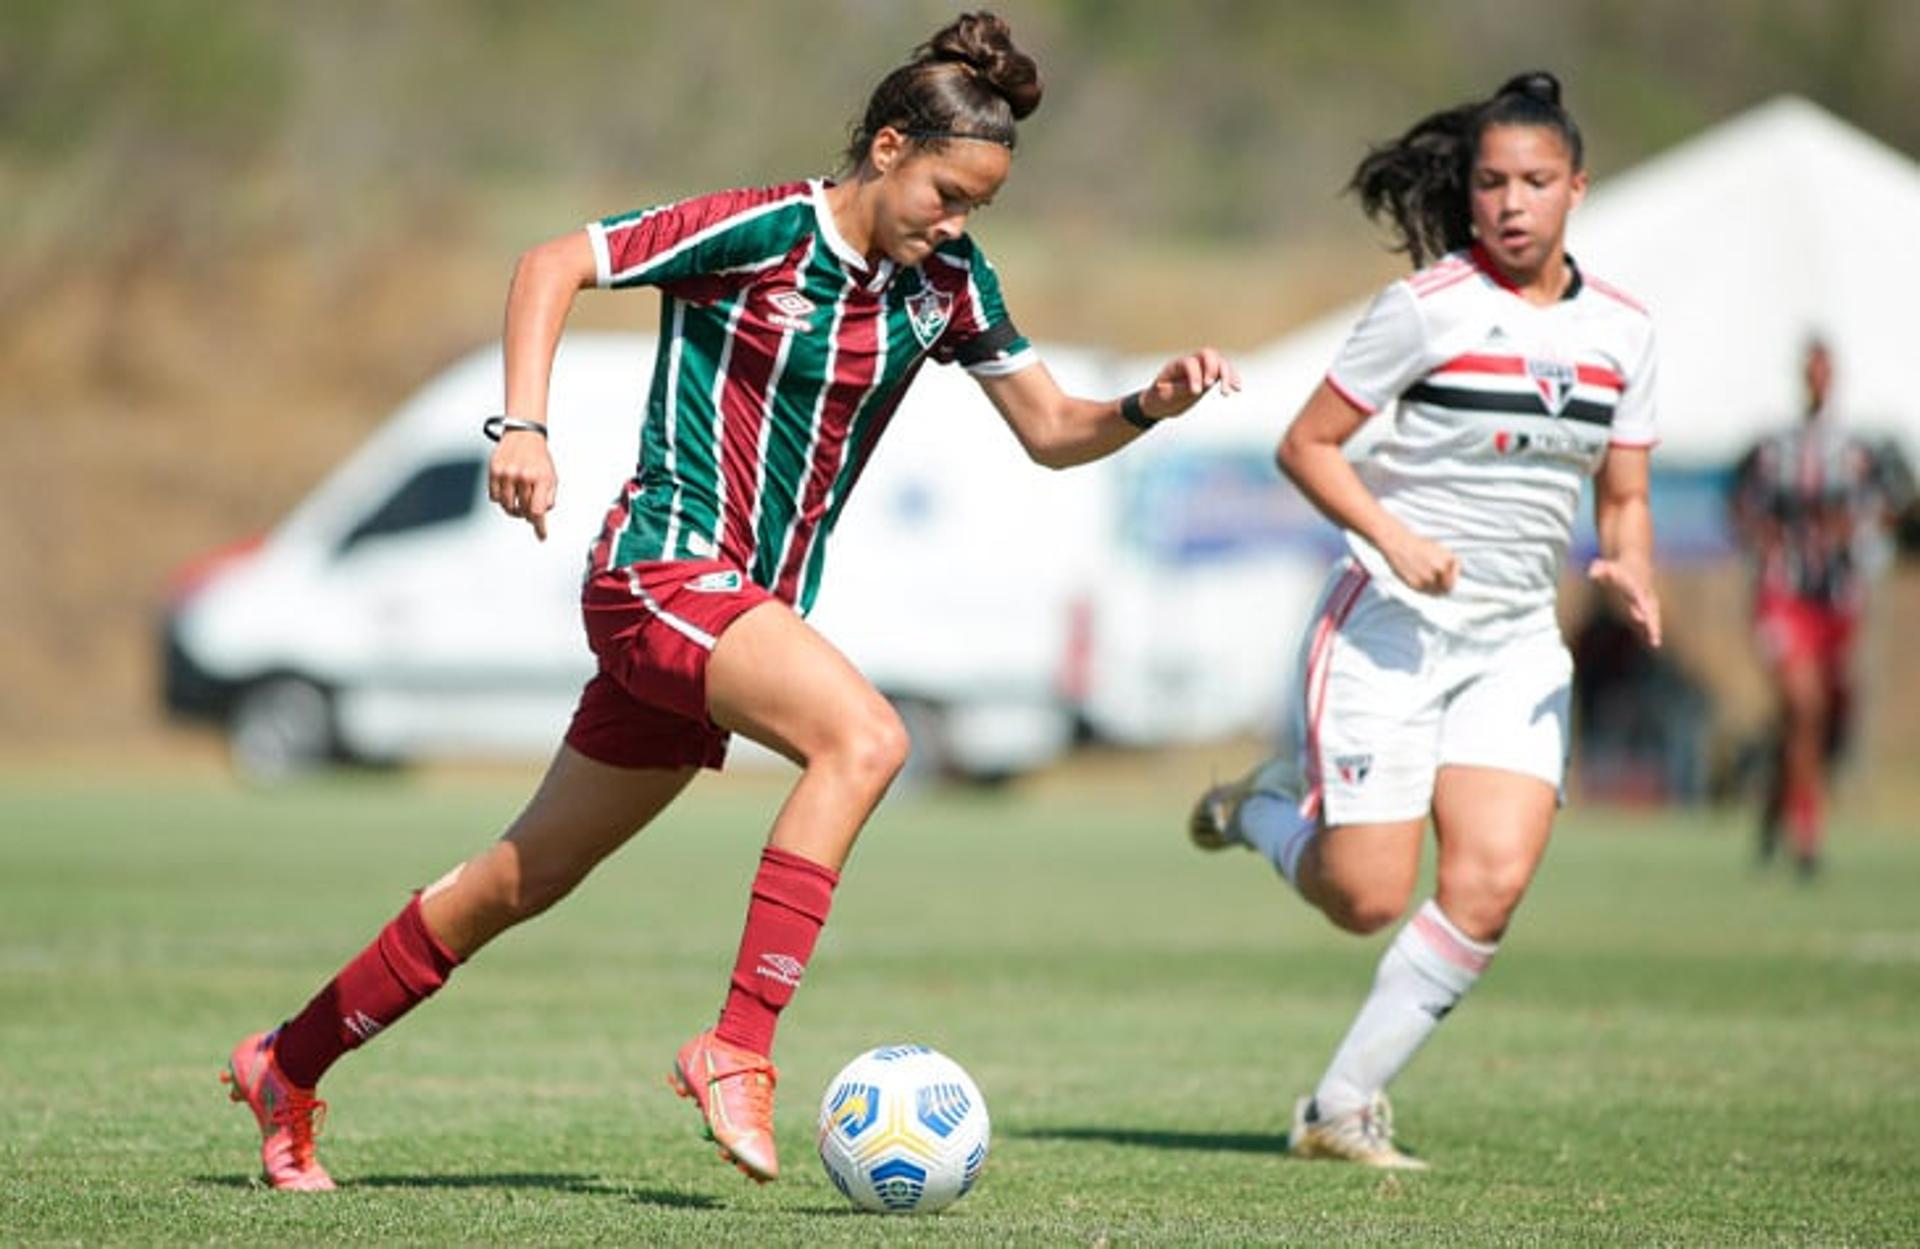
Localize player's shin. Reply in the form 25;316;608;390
1312;899;1495;1117
273;893;463;1088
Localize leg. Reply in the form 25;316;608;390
669;601;910;1182
1773;657;1830;875
1431;765;1557;943
421;748;696;956
1296;820;1425;935
228;746;692;1190
705;600;910;870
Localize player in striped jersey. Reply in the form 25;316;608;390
1731;339;1913;877
222;12;1238;1191
1189;73;1658;1168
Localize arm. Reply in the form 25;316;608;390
490;230;598;540
1590;444;1662;648
1277;380;1459;593
972;349;1240;470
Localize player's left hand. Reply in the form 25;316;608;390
1139;348;1241;419
1588;557;1662;648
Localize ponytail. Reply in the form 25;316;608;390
845;11;1043;168
1348;71;1583;268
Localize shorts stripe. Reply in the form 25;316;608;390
624;568;717;650
1301;563;1371;820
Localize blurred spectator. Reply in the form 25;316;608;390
1729;338;1915;877
1570;589;1710;804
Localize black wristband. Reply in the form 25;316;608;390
1119;391;1157;431
483;416;549;442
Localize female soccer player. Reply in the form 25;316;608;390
223;12;1237;1191
1731;339;1912;878
1189;72;1658;1168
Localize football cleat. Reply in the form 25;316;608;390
222;1029;336;1191
1188;759;1295;851
668;1028;780;1182
1289;1093;1429;1170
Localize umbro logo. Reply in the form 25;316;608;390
766;288;816;332
756;953;805;987
344;1010;385;1041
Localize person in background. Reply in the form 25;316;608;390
1730;338;1913;878
1189;71;1658;1168
221;11;1237;1192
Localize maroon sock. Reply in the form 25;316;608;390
1785;784;1823;859
714;847;840;1057
273;894;462;1088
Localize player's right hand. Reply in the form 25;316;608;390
488;431;557;541
1381;528;1459;595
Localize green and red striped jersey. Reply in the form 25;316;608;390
583;178;1033;613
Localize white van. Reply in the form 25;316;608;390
162;333;1326;781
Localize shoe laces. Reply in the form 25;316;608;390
273;1086;328;1168
727;1063;776;1119
1362;1095;1396;1150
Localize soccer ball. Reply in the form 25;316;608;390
816;1044;990;1214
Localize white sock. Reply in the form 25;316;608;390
1312;900;1497;1119
1237;790;1318;888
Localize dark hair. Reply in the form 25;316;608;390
1348;72;1585;268
844;11;1043;168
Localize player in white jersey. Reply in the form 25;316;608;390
1189;72;1660;1168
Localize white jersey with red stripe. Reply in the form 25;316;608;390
1324;244;1658;636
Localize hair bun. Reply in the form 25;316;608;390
924;10;1043;120
1495;71;1562;106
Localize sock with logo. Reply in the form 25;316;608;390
273;893;462;1089
1237;789;1319;890
714;846;840;1057
1311;900;1497;1118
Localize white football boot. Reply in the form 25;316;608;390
1289;1092;1429;1170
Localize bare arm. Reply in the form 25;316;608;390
973;348;1240;470
1277;380;1459;593
490;230;598;540
1590;444;1662;648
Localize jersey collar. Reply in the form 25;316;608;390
1469;243;1584;303
810;178;896;293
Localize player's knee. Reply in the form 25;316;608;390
1443;867;1530;939
1322;884;1411;936
832;703;911;792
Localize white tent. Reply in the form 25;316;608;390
1180;97;1920;467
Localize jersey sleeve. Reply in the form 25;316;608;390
1324;282;1431;414
1608;321;1659;448
586;186;808;290
930;239;1034;377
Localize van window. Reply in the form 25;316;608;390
336;458;484;557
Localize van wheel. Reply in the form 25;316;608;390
229;677;335;783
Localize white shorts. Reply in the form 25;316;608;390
1277;560;1573;826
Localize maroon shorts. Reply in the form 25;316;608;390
1753;592;1857;673
564;560;777;771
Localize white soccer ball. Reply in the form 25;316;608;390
816;1044;990;1214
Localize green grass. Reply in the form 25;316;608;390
3;769;1918;1245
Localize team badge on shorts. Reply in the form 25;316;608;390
1334;753;1373;785
1526;356;1577;416
687;570;745;593
905;285;953;348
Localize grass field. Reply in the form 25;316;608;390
3;767;1918;1245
